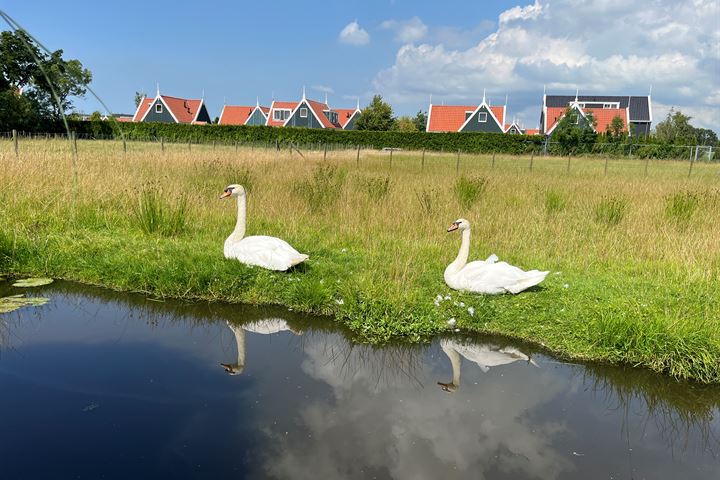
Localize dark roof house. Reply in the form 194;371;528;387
541;93;651;136
218;99;269;126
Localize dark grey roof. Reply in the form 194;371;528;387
545;95;651;122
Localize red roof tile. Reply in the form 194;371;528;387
306;99;340;128
585;107;628;134
335;108;359;128
427;105;477;132
427;104;504;132
132;94;204;123
525;129;540;135
161;95;203;123
267;101;298;126
545;107;567;133
132;96;154;122
219;106;255;125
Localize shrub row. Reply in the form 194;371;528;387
54;119;545;154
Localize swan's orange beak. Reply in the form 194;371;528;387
447;222;459;232
219;190;232;199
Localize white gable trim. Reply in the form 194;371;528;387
426;104;434;132
458;100;503;132
545;104;586;136
131;95;149;122
140;95;180;123
191;99;206;123
341;109;361;129
284;99;330;128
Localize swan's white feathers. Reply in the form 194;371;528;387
225;235;308;271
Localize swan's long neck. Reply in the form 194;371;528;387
442;343;462;389
446;228;471;275
227;323;246;372
232;194;246;240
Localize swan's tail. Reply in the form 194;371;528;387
290;254;309;266
506;270;549;295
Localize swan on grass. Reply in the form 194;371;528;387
220;184;308;271
444;218;548;295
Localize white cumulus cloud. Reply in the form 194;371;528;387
381;16;428;43
372;0;720;130
339;21;370;46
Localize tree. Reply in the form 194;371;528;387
134;91;146;107
552;107;597;155
355;95;395;131
605;115;625;142
393;116;418;132
654;109;696;144
0;29;92;123
413;110;427;132
692;127;718;146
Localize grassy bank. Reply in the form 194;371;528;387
1;139;719;383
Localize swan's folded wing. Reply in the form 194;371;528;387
227;235;305;270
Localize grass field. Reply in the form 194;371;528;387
1;138;719;383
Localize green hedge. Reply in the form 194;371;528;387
57;120;545;154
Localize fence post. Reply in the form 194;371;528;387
492;151;495;169
529;150;534;171
213;140;216;150
356;145;360;168
161;137;164;152
604;155;609;176
456;150;460;173
276;139;280;151
688;145;698;178
235;141;238;152
72;131;78;156
644;156;649;177
188;139;191;151
566;154;571;173
421;148;426;172
122;137;127;153
323;143;327;161
12;129;18;157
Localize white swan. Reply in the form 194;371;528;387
444;218;549;294
444;218;549;295
221;318;302;375
220;184;308;271
438;338;537;392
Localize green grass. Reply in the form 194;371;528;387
1;139;719;383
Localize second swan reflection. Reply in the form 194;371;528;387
221;318;303;375
438;338;538;392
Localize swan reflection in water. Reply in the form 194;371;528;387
438;338;537;392
221;319;303;375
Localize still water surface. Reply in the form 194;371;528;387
0;281;718;479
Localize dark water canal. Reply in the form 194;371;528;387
0;280;718;479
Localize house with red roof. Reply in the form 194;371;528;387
132;89;211;124
334;99;362;130
218;99;269;126
426;93;506;133
263;89;359;130
541;93;651;136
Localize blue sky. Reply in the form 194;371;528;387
3;0;718;129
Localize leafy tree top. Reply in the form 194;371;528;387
355;95;395;131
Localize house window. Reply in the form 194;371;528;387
478;112;488;123
273;109;290;121
602;103;619;109
300;108;308;118
574;115;580;125
155;103;163;114
465;111;473;120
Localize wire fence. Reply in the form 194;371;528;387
2;129;718;180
